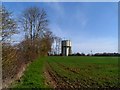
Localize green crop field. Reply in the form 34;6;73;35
11;56;119;88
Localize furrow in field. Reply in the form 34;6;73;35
47;61;91;88
55;62;80;74
45;62;80;89
45;62;63;88
52;62;89;88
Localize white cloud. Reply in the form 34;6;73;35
49;23;67;38
73;37;118;54
46;2;65;17
46;2;117;54
75;9;88;30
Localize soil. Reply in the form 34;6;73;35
2;63;28;89
44;62;81;89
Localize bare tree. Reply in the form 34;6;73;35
20;6;48;41
40;30;54;56
1;6;25;88
20;6;54;58
1;6;17;43
51;36;62;55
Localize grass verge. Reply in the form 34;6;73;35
10;57;48;89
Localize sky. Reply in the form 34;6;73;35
3;2;118;54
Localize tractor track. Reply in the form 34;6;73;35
55;62;80;74
44;62;81;89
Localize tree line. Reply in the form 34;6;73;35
1;6;56;87
69;52;120;56
49;52;120;56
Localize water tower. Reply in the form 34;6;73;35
61;40;72;56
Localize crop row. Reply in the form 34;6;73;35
45;60;119;88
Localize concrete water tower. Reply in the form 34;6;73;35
61;40;72;56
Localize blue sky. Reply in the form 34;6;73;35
3;2;118;54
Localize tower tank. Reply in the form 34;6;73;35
61;40;72;56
